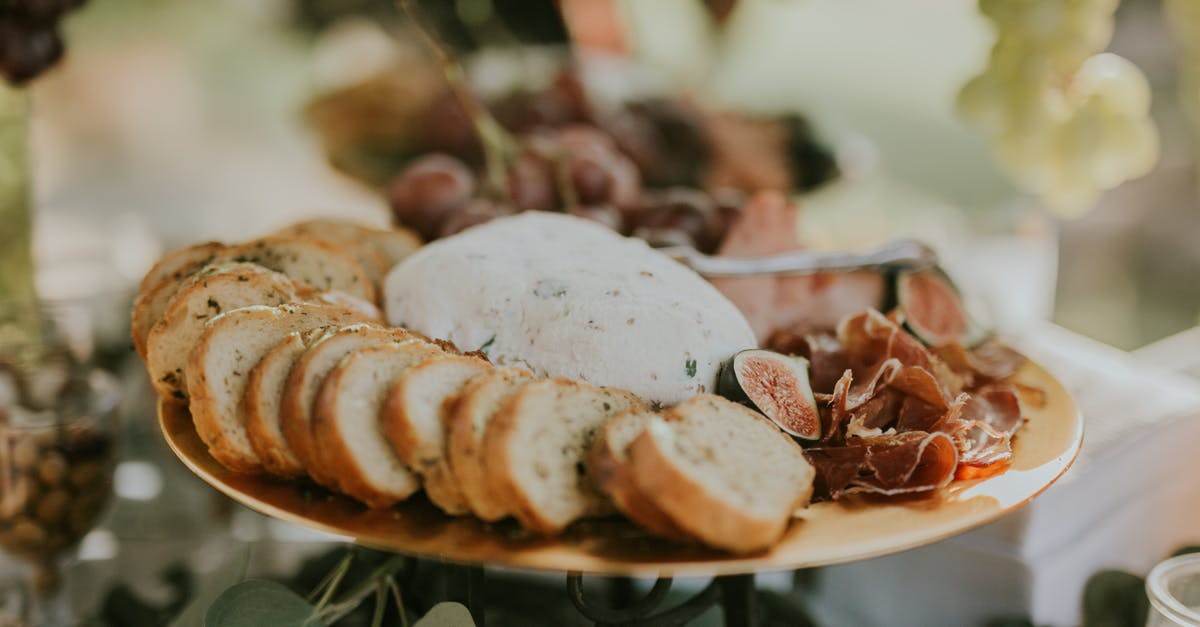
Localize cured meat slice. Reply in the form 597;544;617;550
934;339;1027;384
805;445;867;500
849;431;959;495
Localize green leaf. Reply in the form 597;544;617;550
413;602;476;627
205;580;322;627
170;546;251;627
1081;569;1148;627
685;358;697;378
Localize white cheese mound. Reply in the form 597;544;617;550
383;213;756;405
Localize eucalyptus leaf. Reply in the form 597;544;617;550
412;602;476;627
1081;569;1148;627
205;580;322;627
169;546;251;627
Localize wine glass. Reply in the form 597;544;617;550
0;302;120;626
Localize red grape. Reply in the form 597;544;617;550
0;18;63;85
387;153;476;241
507;151;557;212
437;199;510;238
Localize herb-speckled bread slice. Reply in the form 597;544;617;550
445;367;533;521
137;241;227;295
628;395;815;554
185;304;373;473
273;219;391;286
146;263;305;399
586;408;692;541
243;327;334;477
382;354;492;515
132;235;375;357
280;324;420;489
311;342;446;507
484;379;647;534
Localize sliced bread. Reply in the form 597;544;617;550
311;342;446;507
484;379;646;534
137;241;226;295
381;354;492;515
185;304;372;472
586;408;692;541
445;367;534;522
243;327;333;477
224;235;375;303
273;219;391;286
145;263;305;399
627;395;815;554
280;324;419;488
133;235;375;356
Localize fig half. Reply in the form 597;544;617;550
896;269;986;348
717;349;820;441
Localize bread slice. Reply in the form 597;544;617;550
185;304;372;473
311;342;446;507
145;263;305;399
280;324;418;489
132;236;375;357
137;241;226;295
381;354;492;515
360;226;422;269
627;395;815;554
445;367;533;522
224;235;375;303
273;219;390;285
484;379;646;534
586;408;692;541
243;327;333;477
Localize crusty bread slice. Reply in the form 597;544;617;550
360;226;422;270
280;324;418;488
185;304;372;473
484;379;646;534
381;354;492;515
145;263;305;399
137;241;226;295
627;395;815;554
224;235;375;303
586;409;692;541
445;367;533;521
311;342;446;507
273;219;390;286
132;236;375;357
243;327;333;477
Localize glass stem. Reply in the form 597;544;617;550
0;84;43;363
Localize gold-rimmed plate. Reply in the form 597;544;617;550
158;359;1081;578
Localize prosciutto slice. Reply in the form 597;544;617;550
787;308;1031;501
805;431;959;499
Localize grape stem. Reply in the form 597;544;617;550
397;0;517;199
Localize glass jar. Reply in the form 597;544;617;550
1147;554;1200;627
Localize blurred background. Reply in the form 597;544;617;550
3;0;1200;624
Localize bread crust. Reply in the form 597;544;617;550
279;324;415;489
446;367;533;521
137;241;226;295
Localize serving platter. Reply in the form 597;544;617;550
158;359;1081;578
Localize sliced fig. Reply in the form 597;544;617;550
896;269;986;348
716;349;821;440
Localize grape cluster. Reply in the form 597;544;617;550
388;121;747;252
957;0;1158;216
0;0;83;86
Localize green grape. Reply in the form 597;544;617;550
959;0;1159;217
1072;53;1151;115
